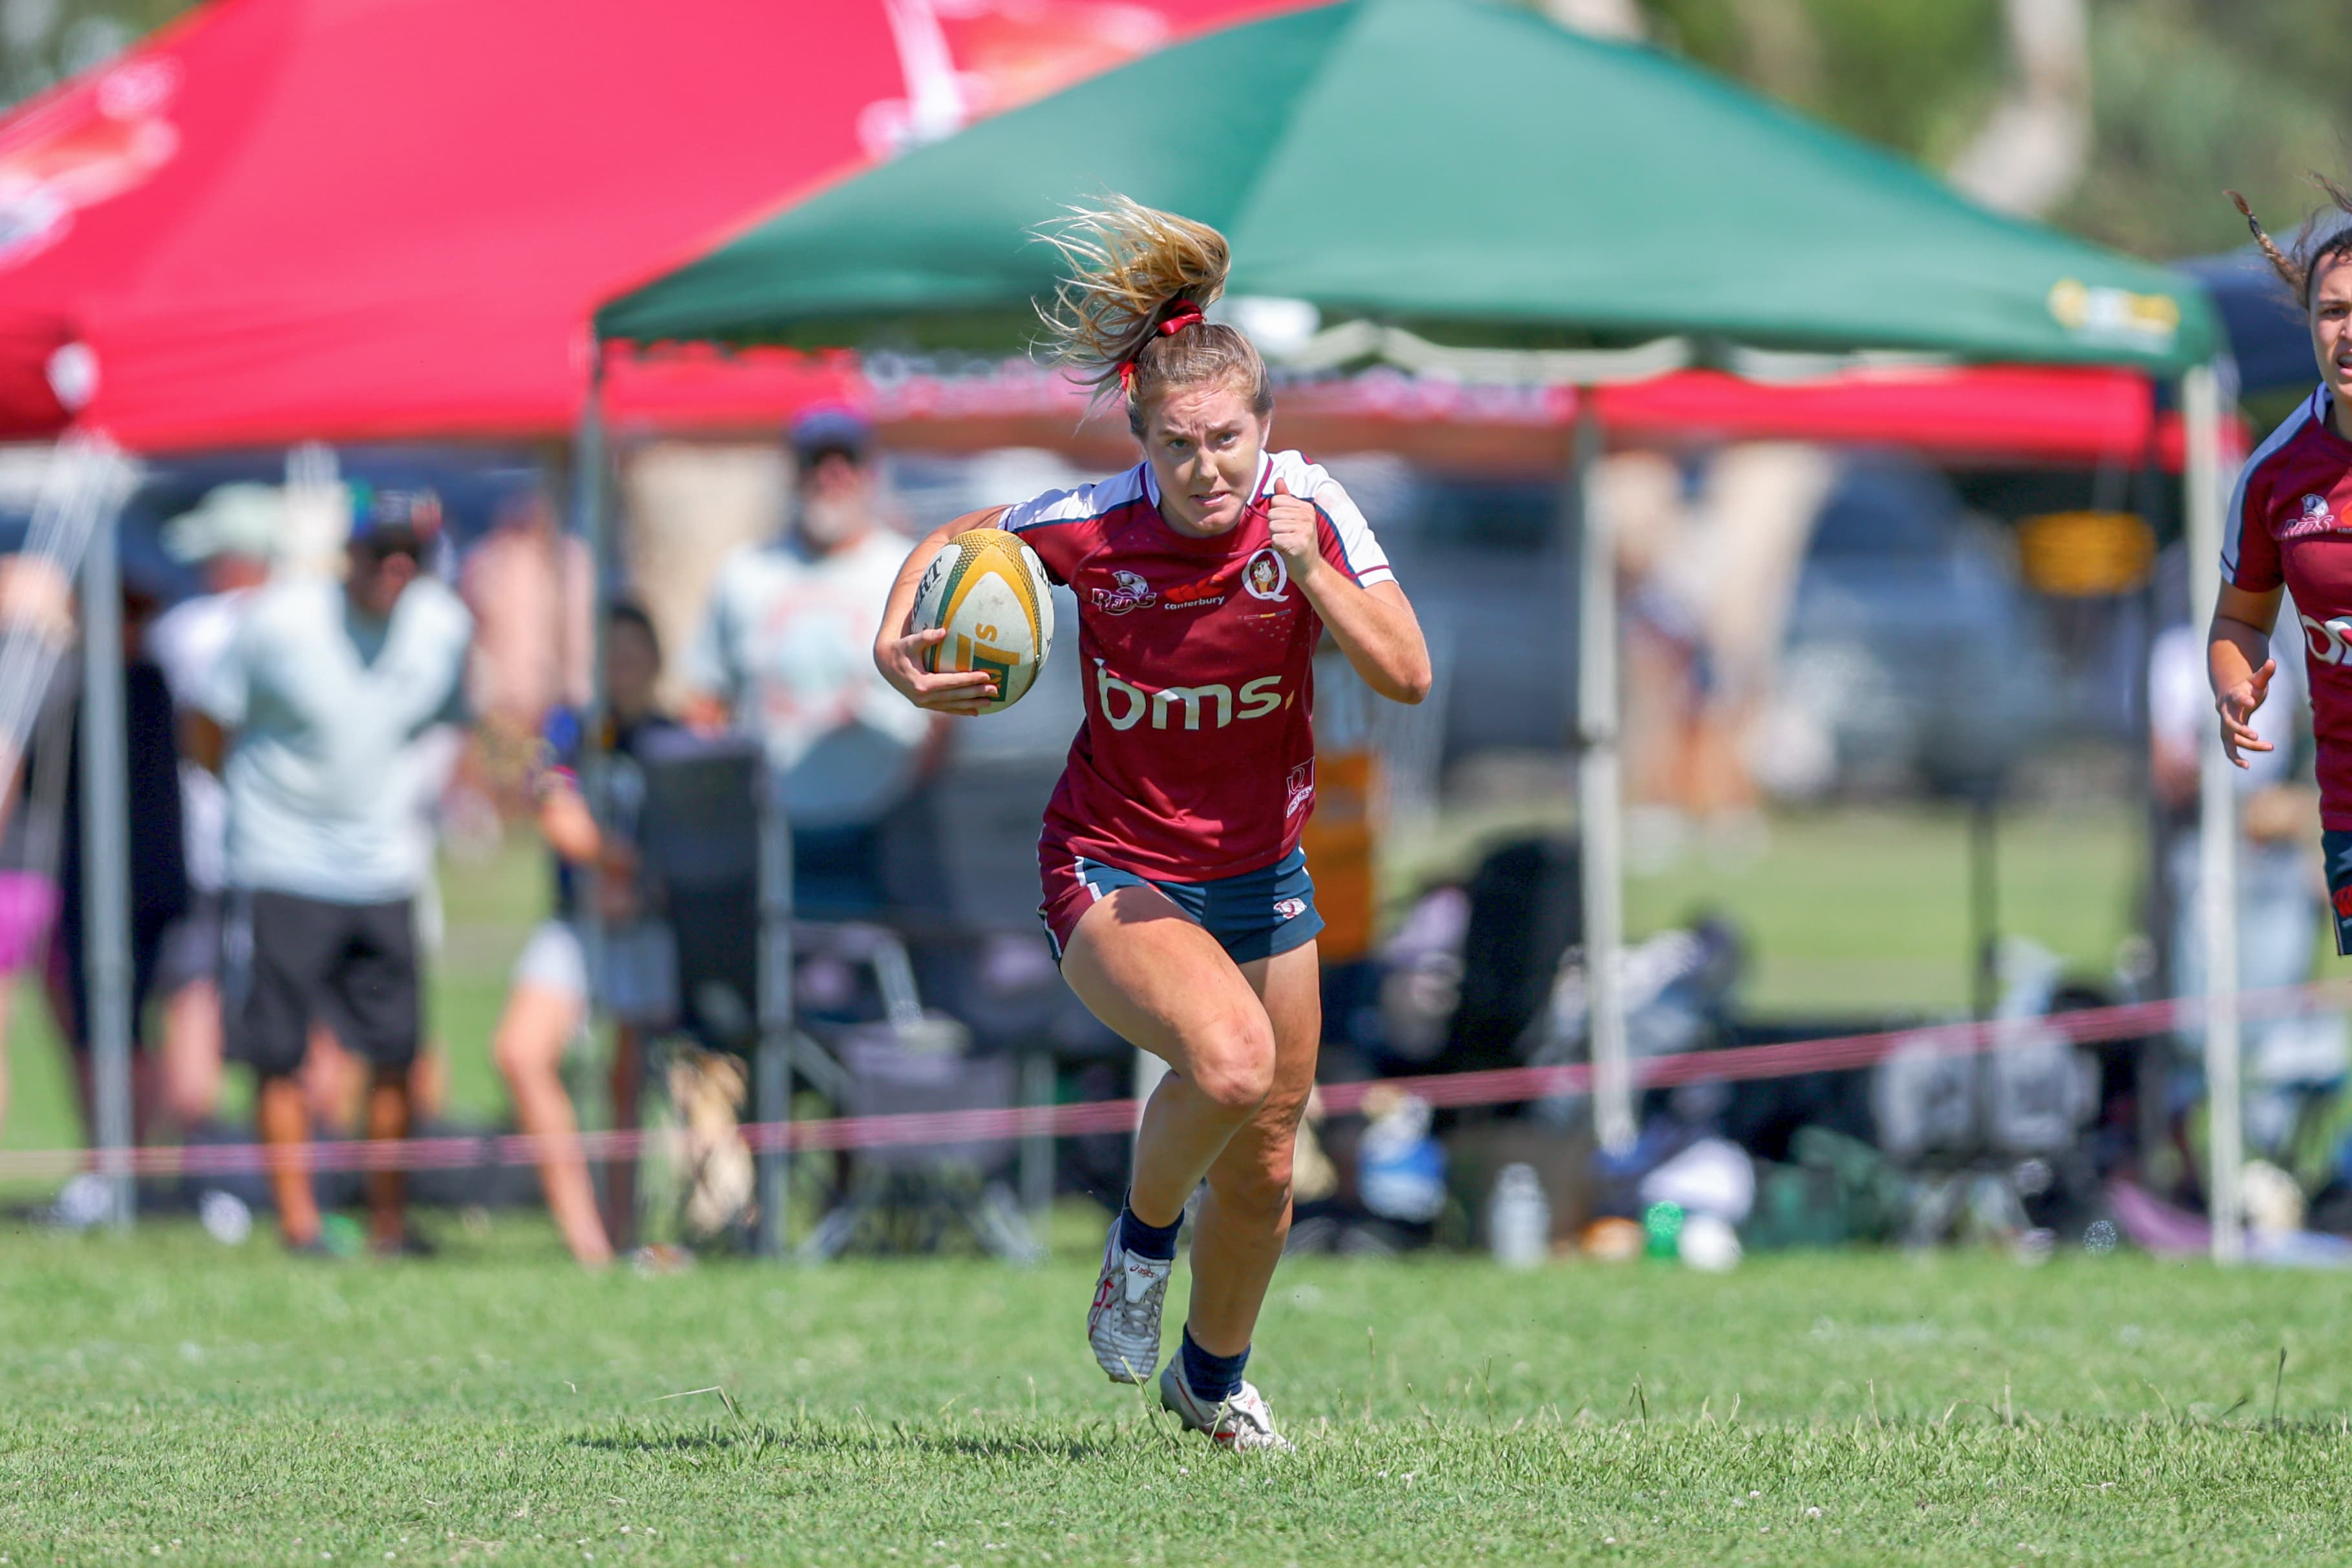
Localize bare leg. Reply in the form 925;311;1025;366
493;979;611;1266
363;1063;411;1249
408;1041;449;1121
604;1024;642;1253
301;1023;363;1136
1057;886;1278;1229
1185;942;1320;1355
257;1075;321;1246
158;979;224;1128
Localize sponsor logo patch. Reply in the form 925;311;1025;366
1284;761;1314;818
1162;578;1225;610
1274;896;1308;922
1091;569;1158;615
2282;493;2344;542
1094;662;1286;731
2333;884;2352;920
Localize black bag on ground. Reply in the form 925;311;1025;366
1443;836;1580;1074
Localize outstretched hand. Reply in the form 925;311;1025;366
2218;656;2276;768
876;619;999;716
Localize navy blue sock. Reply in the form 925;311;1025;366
1119;1196;1180;1262
1180;1326;1249;1403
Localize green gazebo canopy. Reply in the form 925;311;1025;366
599;0;2216;374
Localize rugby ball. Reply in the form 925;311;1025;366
911;527;1055;713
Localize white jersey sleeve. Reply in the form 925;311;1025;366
1267;450;1395;589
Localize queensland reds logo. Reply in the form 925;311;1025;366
1090;569;1157;616
1284;761;1313;818
2335;884;2352;921
1243;547;1290;603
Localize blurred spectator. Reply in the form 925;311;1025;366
30;580;193;1141
1608;446;1825;857
493;602;681;1267
0;552;74;1142
460;487;592;815
145;482;282;1129
189;490;471;1256
683;407;934;915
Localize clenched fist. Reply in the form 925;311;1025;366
1266;478;1321;576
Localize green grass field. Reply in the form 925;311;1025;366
6;1227;2352;1566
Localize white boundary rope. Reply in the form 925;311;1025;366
2;979;2338;1182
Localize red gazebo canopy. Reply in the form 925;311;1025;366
0;0;1286;452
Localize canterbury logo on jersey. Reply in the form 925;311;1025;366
1094;661;1286;731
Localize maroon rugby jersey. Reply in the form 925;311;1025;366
1002;449;1395;881
2222;385;2352;827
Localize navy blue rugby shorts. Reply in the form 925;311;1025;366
1038;843;1324;966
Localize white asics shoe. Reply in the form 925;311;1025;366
1159;1358;1294;1452
1087;1221;1172;1383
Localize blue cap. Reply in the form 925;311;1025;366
789;404;873;466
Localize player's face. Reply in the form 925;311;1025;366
1141;377;1267;538
2313;257;2352;403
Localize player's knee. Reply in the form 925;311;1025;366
1188;1016;1276;1115
1216;1157;1293;1228
492;1022;552;1085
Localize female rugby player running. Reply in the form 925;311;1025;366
875;198;1430;1450
2212;180;2352;951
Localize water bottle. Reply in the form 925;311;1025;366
1489;1163;1550;1269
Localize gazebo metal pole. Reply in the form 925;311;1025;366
1573;394;1633;1154
572;348;613;1152
78;512;135;1228
2182;359;2242;1265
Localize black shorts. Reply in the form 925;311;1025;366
224;890;421;1078
154;890;225;995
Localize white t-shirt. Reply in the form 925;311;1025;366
2149;620;2304;795
200;577;472;904
683;530;929;828
146;587;256;894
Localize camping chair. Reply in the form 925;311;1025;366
791;935;1042;1263
633;732;844;1256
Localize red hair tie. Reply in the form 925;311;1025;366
1119;299;1207;394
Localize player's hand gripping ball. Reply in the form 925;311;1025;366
1265;478;1320;576
909;527;1056;714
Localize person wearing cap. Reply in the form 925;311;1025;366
143;482;282;1130
682;406;935;914
187;488;472;1256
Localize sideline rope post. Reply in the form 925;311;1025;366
1573;394;1633;1154
76;449;138;1229
2183;359;2243;1265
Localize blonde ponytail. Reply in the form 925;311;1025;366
1035;196;1272;435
